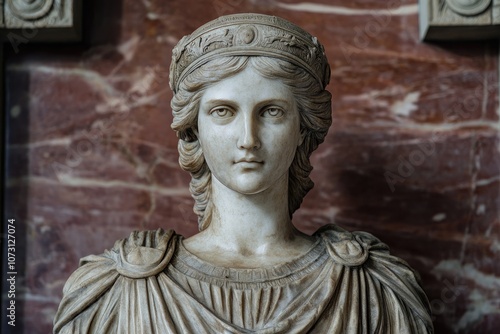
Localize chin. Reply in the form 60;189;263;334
232;185;268;196
228;179;270;195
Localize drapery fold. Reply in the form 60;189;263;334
54;225;433;333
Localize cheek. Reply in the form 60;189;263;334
200;141;217;165
273;130;300;165
284;123;301;154
199;131;228;168
282;144;298;165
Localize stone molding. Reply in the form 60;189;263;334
420;0;500;40
0;0;82;42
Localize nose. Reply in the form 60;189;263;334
237;113;261;150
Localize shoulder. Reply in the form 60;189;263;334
314;224;427;299
314;224;389;267
313;223;423;286
54;229;179;333
105;228;178;278
314;224;434;333
65;228;179;291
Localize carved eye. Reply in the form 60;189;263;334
210;107;234;118
262;107;284;118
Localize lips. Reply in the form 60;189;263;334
234;157;263;164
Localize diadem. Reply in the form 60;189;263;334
169;13;330;93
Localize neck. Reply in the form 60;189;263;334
183;172;316;267
202;173;298;255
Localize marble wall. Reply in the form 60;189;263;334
3;0;499;333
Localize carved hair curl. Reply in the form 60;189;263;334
171;56;331;230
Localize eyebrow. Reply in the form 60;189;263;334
204;99;293;109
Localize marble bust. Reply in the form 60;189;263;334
54;13;434;333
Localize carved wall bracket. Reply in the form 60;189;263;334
0;0;82;42
419;0;500;40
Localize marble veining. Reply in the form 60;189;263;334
4;0;499;332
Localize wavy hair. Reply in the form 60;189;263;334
171;56;332;230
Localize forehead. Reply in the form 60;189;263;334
200;66;294;105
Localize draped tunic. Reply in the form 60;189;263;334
53;225;433;333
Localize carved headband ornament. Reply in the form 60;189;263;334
169;13;331;93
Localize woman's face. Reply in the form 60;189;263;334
197;66;303;195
